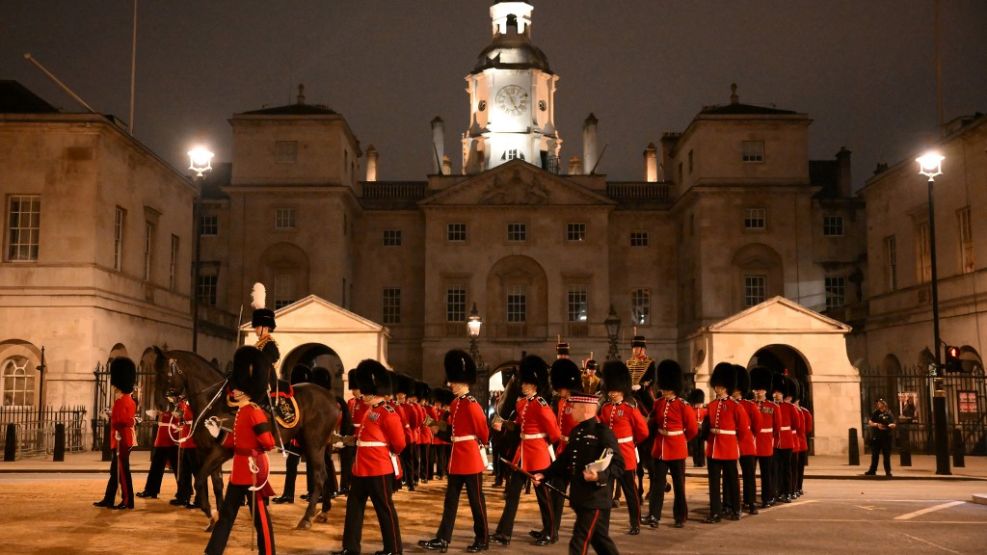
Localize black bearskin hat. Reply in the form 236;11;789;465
231;346;272;403
394;372;415;396
356;359;391;396
347;369;359;391
602;360;632;394
585;359;599;371
310;366;332;390
631;335;647;349
788;377;801;401
710;362;735;391
732;364;751;396
415;380;431;401
771;372;788;395
249;282;277;330
519;355;550;386
550;358;581;391
749;366;773;392
444;349;477;385
657;359;683;393
290;365;312;385
687;388;706;405
556;341;570;356
433;387;455;406
109;357;137;394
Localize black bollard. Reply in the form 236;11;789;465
952;428;965;468
53;423;65;462
848;428;860;466
101;422;112;462
3;423;16;461
899;424;912;467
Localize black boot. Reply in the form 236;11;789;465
466;540;489;553
418;538;448;553
272;495;294;504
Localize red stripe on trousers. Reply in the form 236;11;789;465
582;509;600;555
257;500;272;554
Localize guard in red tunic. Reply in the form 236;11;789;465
94;357;137;510
420;350;490;553
688;389;707;468
646;359;697;528
731;364;760;515
786;379;806;499
796;399;813;496
600;360;649;535
137;394;179;500
771;374;797;503
413;381;432;484
205;346;277;555
333;360;406;555
533;357;581;542
394;373;419;491
750;366;781;507
430;387;454;480
492;355;561;547
702;363;752;523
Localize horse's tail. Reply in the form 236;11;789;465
336;395;353;435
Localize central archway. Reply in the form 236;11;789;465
747;344;812;410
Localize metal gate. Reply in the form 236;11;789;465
92;360;158;451
859;364;986;455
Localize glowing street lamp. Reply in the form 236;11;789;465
187;145;214;177
916;152;944;178
467;302;483;339
188;144;214;354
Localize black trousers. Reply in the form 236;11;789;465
757;455;774;504
436;472;489;544
796;451;807;491
789;450;800;495
650;458;687;523
569;508;620;555
690;436;705;467
773;448;793;497
614;469;641;528
101;449;134;508
868;441;892;474
739;455;757;507
549;476;569;534
205;484;275;555
142;445;178;495
281;451;302;498
340;445;355;491
400;448;415;490
707;459;739;516
495;466;554;539
342;475;402;554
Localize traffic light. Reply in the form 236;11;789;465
944;345;963;373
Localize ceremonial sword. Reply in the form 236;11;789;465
498;457;571;501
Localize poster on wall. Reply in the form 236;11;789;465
897;391;919;423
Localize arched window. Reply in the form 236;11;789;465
1;356;35;407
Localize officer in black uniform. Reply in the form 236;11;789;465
250;282;280;365
535;390;624;555
865;398;896;478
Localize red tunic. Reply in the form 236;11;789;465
776;402;800;450
178;400;197;449
354;401;406;477
222;403;276;497
791;404;807;453
448;393;490;475
705;396;752;461
397;402;416;445
110;394;137;450
601;400;649;471
738;398;759;457
511;395;561;472
414;403;429;445
800;406;814;453
754;399;780;457
649;396;698;461
349;397;368;436
555;396;578;454
153;410;176;448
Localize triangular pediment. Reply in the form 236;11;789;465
239;295;385;333
420;160;615;207
708;296;851;334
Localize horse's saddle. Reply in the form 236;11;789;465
271;384;301;429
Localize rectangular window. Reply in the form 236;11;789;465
273;272;295;309
143;221;155;281
501;148;524;161
5;195;41;262
507;223;527;242
958;390;979;421
744;208;766;230
566;222;586;242
169;235;180;290
507;286;526;323
275;208;295;230
383;229;402;246
567;288;588;322
916;221;931;283
631;288;650;325
825;276;846;311
447;223;467;242
200;214;218;236
744;274;766;307
823;215;844;237
113;207;125;271
196;274;218;306
382;288;401;324
446;287;466;322
275;140;298;163
742;140;765;162
630;231;649;247
958;207;974;273
884;235;897;291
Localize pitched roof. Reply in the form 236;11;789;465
699;102;797;116
0;81;59;113
238;103;336;116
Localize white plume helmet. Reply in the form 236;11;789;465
251;282;267;310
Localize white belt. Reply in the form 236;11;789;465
357;441;387;447
760;428;774;433
617;436;635;444
711;429;736;435
353;423;362;428
780;426;791;431
522;433;547;440
659;429;684;436
452;435;477;442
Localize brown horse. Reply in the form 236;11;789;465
150;346;341;530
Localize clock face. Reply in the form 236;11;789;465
496;85;528;116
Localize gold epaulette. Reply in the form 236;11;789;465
256;336;276;349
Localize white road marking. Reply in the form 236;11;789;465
764;499;819;510
777;518;985;524
855;505;877;511
894;500;965;520
902;533;962;554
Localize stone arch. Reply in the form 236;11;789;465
880;353;902;375
747;343;813;410
259;242;311;309
485;255;549;339
0;339;42;407
109;343;129;359
959;345;984;372
280;343;344;387
731;243;783;311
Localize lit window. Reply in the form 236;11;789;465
823;215;844;236
501;149;524;161
196;274;218;306
143;221;155;281
507;223;527;242
567;289;588;322
383;229;402;246
1;356;35;407
744;208;766;230
744;275;766;307
383;288;401;324
113;207;125;271
884;235;897;291
275;141;298;163
275;208;296;230
631;289;650;325
169;235;180;291
200;215;218;236
507;286;526;323
825;276;846;310
447;223;467;242
916;221;931;283
5;195;40;262
446;288;466;322
567;223;586;242
630;232;648;247
958;207;974;273
742;141;764;162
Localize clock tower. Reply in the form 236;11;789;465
462;1;562;174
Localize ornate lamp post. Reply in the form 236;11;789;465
604;304;621;361
188;145;214;353
467;302;489;412
917;151;950;476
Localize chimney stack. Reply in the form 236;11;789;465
582;113;598;174
431;116;445;174
644;143;658;182
836;147;852;197
568;156;582;176
365;145;378;182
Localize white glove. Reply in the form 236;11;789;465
145;409;159;419
205;417;221;438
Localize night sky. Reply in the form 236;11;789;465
3;1;985;186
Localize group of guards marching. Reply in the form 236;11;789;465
93;282;813;555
